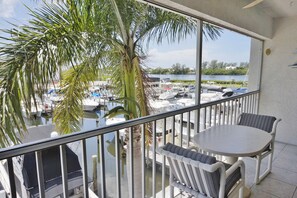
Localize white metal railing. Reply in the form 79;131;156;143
0;90;259;198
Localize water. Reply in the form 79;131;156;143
25;103;167;197
149;74;247;81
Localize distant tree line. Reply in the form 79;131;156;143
147;60;249;75
148;63;192;74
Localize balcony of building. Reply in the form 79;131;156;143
0;0;297;197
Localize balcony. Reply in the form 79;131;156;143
1;91;296;198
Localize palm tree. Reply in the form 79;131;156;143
0;0;221;196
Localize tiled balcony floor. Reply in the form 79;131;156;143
170;142;297;198
247;142;297;198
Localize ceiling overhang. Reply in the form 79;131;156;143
142;0;274;40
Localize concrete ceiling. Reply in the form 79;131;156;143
250;0;297;18
144;0;296;38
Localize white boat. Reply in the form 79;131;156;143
200;92;223;103
159;91;178;100
177;98;196;107
149;100;183;114
83;98;100;111
94;97;109;106
49;95;63;103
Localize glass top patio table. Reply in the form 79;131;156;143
193;125;272;163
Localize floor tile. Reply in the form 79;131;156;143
273;142;286;159
273;154;297;173
250;188;279;198
268;166;297;186
252;177;295;198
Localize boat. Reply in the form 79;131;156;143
158;90;178;100
83;98;100;111
176;98;195;107
0;126;95;198
149;100;183;114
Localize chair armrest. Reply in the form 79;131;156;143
226;160;245;178
270;118;282;136
187;146;199;152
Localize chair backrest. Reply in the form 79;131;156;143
237;113;277;133
157;143;225;198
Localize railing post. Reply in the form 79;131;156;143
115;130;122;198
141;124;146;198
171;115;175;144
162;119;166;198
99;135;106;198
152;121;156;198
179;114;183;146
35;151;45;198
81;139;89;198
60;144;69;198
7;158;16;198
186;111;190;146
128;127;134;198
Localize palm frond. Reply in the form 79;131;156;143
53;63;98;133
135;5;222;47
0;2;86;145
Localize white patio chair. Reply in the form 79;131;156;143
157;143;245;198
237;113;281;184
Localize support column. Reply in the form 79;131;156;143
194;19;203;134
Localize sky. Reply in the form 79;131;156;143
147;30;251;68
0;0;251;69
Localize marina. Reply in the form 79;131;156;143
0;76;247;198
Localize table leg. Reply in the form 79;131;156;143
243;186;251;198
229;186;251;198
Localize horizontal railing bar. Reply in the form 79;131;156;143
0;90;259;160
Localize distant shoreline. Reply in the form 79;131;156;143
149;74;247;82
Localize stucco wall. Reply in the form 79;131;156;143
260;16;297;145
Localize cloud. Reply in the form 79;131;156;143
0;0;18;18
146;48;197;68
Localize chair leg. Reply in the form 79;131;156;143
254;155;261;184
170;172;174;197
267;152;273;173
255;152;273;184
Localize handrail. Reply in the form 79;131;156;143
0;90;259;160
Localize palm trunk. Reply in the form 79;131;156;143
126;137;143;197
123;55;143;197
